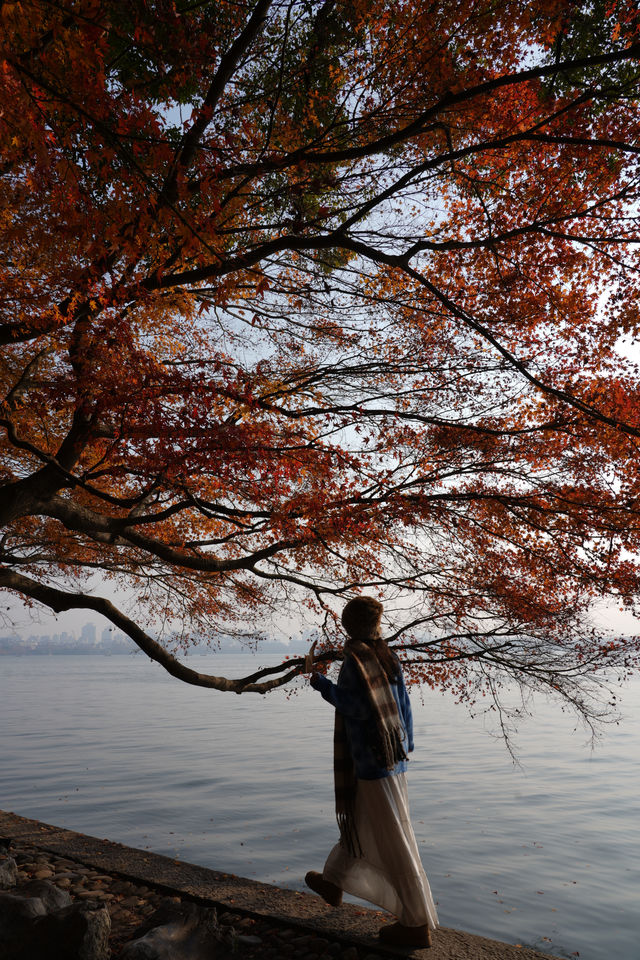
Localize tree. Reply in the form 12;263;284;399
1;0;640;731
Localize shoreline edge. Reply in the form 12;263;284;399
0;809;556;959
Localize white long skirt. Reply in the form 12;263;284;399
322;772;438;929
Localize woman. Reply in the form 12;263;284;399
307;596;438;948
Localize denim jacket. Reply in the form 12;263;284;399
313;656;414;779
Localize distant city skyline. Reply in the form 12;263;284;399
0;625;133;656
0;619;315;656
1;583;321;646
2;591;638;652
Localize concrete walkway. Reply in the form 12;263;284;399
0;809;555;960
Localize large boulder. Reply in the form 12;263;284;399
34;900;111;960
0;889;109;960
0;891;47;957
121;902;229;960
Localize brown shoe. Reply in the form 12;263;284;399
379;921;433;948
304;870;343;907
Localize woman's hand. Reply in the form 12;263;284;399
304;639;317;674
310;671;322;689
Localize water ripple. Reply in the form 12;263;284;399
1;654;638;960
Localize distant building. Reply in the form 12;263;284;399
80;623;97;645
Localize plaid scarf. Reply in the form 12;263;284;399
334;638;408;857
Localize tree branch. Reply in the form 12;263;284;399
0;568;312;694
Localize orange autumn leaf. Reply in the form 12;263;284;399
0;1;639;725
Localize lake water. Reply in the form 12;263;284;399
1;653;638;959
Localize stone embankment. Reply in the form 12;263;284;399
1;836;360;959
0;810;556;960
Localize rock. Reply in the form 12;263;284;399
121;920;228;960
17;879;72;912
128;900;201;938
310;938;330;953
122;902;228;960
120;895;144;908
35;900;111;960
0;890;47;922
111;881;136;895
121;925;179;960
341;949;359;960
0;892;47;959
0;887;109;960
0;857;18;889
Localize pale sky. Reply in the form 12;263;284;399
3;588;638;642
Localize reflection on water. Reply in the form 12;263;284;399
1;654;639;960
